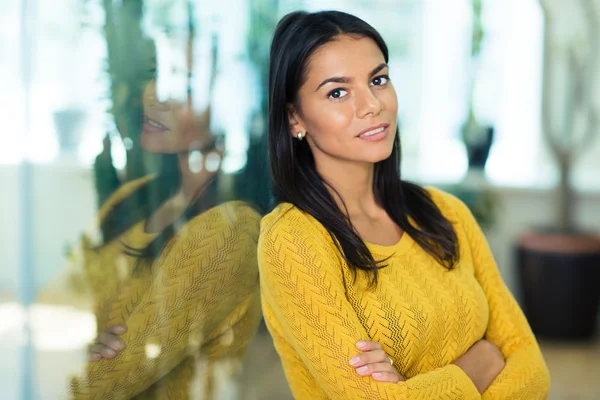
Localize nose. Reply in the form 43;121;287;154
355;86;382;118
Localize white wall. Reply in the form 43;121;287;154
0;163;96;297
0;166;21;296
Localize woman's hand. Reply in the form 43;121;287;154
453;339;505;393
350;341;405;383
88;325;127;362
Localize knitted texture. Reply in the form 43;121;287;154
258;187;550;399
42;177;262;399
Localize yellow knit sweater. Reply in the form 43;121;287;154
40;176;262;399
258;187;550;400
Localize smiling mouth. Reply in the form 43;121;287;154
357;123;389;138
143;115;169;132
359;126;385;138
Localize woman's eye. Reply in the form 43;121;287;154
371;75;390;86
328;88;348;100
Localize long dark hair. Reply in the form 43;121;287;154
99;149;217;258
268;10;459;285
98;136;267;269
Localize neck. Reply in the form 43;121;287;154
315;158;379;217
176;152;214;202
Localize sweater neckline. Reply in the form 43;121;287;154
365;231;414;257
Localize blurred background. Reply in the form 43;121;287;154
1;0;599;399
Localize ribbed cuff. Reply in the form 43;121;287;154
446;364;481;400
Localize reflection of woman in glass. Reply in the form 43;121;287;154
40;56;263;397
259;10;550;399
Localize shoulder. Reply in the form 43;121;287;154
258;203;340;266
424;186;473;224
260;202;331;243
202;200;261;225
166;202;261;275
258;203;343;284
423;186;482;248
183;201;261;239
160;203;261;294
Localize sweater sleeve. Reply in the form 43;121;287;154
71;203;261;399
258;209;481;400
448;194;551;400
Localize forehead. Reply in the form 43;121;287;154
305;35;385;81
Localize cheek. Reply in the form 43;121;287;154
167;114;212;149
140;133;168;153
381;86;398;114
305;101;354;139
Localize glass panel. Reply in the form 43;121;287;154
5;1;594;400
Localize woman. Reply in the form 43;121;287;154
39;65;263;399
258;10;550;399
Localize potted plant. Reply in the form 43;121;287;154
460;0;495;181
517;0;600;341
447;0;499;231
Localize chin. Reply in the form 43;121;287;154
140;136;172;154
358;143;395;164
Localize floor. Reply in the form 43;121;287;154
539;337;600;400
239;326;294;400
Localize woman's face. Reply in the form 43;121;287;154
289;35;398;165
141;79;213;154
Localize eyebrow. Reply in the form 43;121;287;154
314;63;388;91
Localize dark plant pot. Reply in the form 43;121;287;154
517;232;600;340
461;122;495;170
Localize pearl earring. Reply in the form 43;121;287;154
297;131;304;141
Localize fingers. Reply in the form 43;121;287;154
350;342;388;367
355;361;396;376
97;331;125;351
88;343;117;361
356;340;382;351
108;324;127;335
351;341;403;383
88;325;127;362
355;361;401;383
372;371;403;384
349;349;388;367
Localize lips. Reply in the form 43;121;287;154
143;115;169;133
357;123;389;138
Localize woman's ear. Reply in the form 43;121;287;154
287;104;306;139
